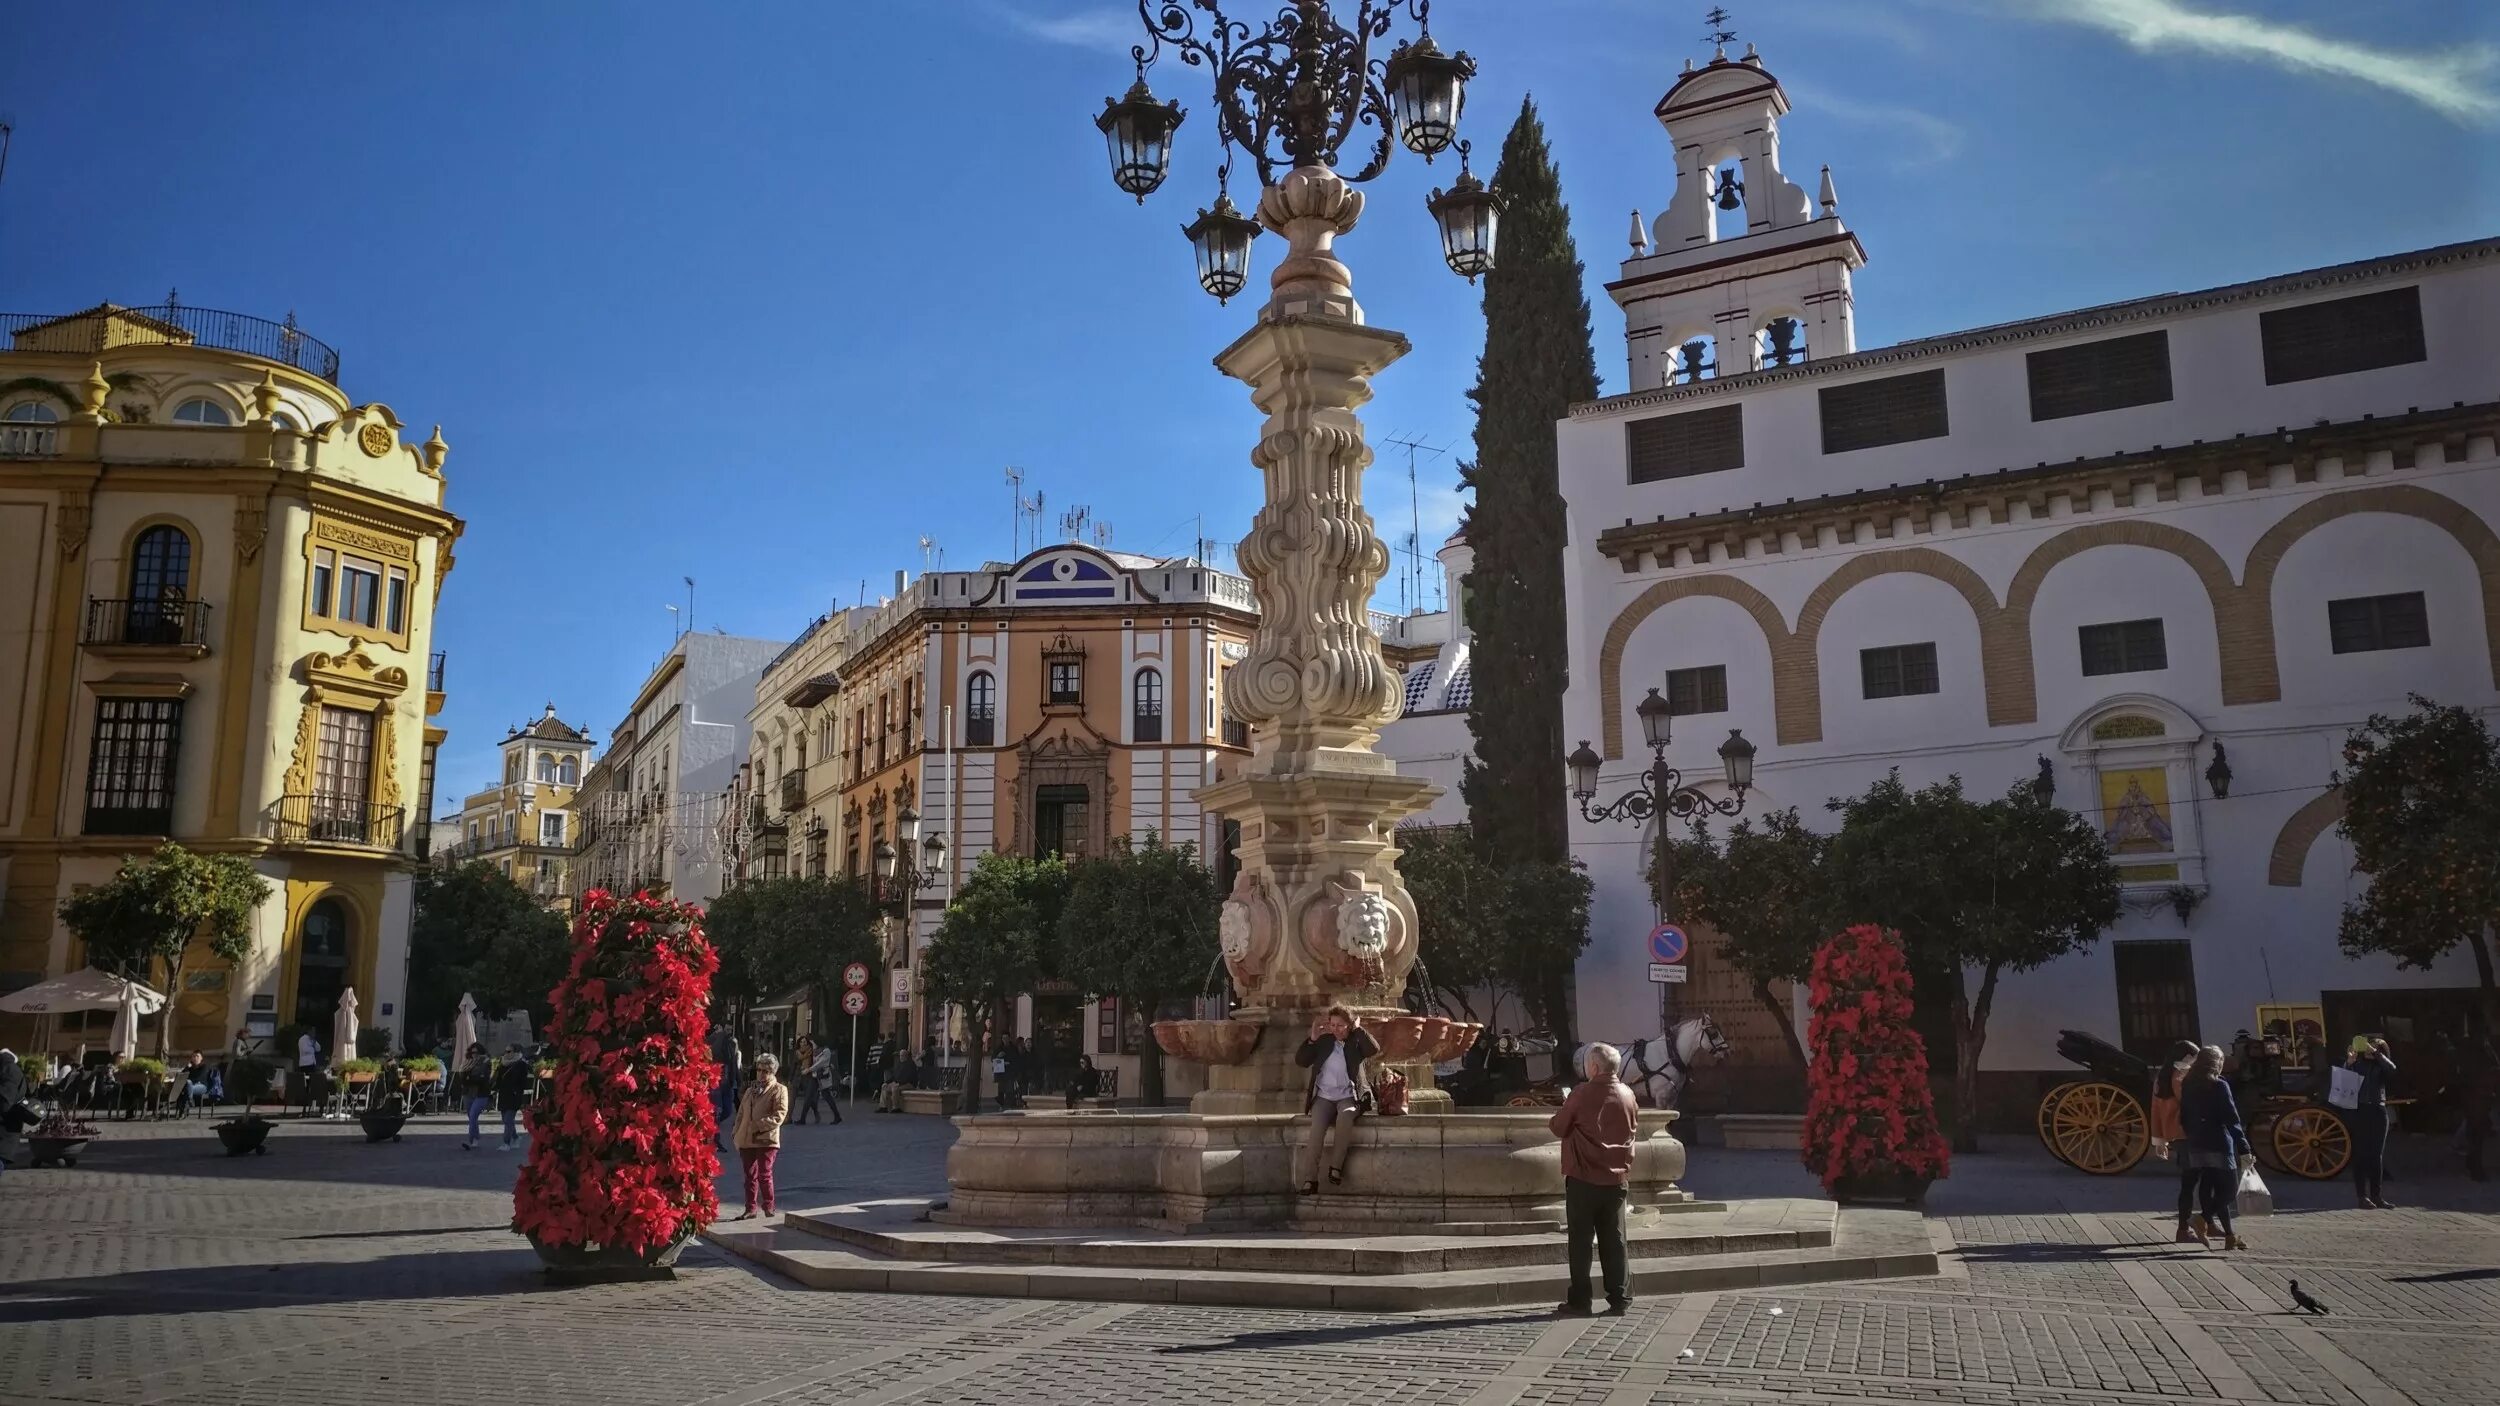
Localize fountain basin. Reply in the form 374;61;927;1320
1151;1019;1261;1066
1431;1021;1484;1064
1368;1015;1431;1063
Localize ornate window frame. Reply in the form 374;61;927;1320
2057;692;2209;893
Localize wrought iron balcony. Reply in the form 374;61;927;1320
428;651;447;693
3;304;341;384
83;597;213;653
270;794;406;851
779;768;807;811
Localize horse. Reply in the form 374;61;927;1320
1578;1012;1730;1111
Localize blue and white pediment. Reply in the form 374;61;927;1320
1009;550;1121;602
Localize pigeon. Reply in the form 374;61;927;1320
2289;1280;2328;1315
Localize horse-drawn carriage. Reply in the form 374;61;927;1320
2037;1020;2353;1179
1466;1015;1731;1110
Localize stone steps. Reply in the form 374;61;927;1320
702;1199;1938;1312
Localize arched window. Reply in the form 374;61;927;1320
292;897;352;1030
3;400;59;422
1671;335;1718;384
536;754;557;783
125;524;193;644
172;398;233;426
965;670;997;746
559;755;579;785
1132;668;1164;743
1759;317;1807;369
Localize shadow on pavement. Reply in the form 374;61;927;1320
1157;1311;1536;1353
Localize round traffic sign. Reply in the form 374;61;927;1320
1647;923;1688;964
841;989;870;1017
842;962;870;991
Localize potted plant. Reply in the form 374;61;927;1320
359;1088;409;1143
226;1055;277;1109
115;1056;169;1084
512;888;720;1281
1801;925;1951;1205
27;1112;102;1167
338;1057;381;1085
214;1113;275;1156
401;1054;444;1081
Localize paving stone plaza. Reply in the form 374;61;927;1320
5;1112;2494;1406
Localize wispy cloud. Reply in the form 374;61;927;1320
1788;87;1966;169
2016;0;2498;124
990;3;1141;51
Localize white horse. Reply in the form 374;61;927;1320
1577;1013;1730;1111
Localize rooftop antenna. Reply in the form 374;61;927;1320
1703;5;1737;58
1092;521;1114;550
1004;466;1024;556
1381;431;1451;617
682;577;695;639
1060;503;1090;544
0;118;13;199
920;534;942;573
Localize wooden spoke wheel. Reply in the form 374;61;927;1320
2036;1083;2078;1165
2049;1081;2148;1174
2270;1105;2352;1180
1505;1092;1553;1108
2247;1111;2288;1174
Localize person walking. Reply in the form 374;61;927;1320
791;1036;820;1124
2345;1035;2398;1207
1549;1042;1640;1315
493;1046;532;1152
804;1036;841;1124
458;1043;494;1151
2146;1040;2203;1243
1293;1006;1378;1194
2179;1044;2253;1250
731;1053;789;1219
708;1018;742;1150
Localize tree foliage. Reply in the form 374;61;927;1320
705;874;882;1034
1661;810;1834;1064
923;853;1067;1115
59;842;271;1055
1395;827;1592;1038
1398;827;1504;1019
2335;697;2500;1007
1058;832;1221;1105
1823;773;2120;1150
1458;97;1599;876
409;862;570;1035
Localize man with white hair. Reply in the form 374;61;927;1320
1547;1041;1640;1315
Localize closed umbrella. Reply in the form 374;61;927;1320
333;988;360;1066
108;989;141;1062
454;993;478;1065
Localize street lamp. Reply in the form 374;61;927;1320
1568;688;1755;1032
1098;0;1501;300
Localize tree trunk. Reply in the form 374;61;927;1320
1539;968;1576;1054
157;952;186;1058
1140;1028;1166;1106
1752;977;1806;1066
959;999;989;1117
1951;965;2001;1155
2469;925;2497;1026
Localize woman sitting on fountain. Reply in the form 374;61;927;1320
1294;1005;1380;1194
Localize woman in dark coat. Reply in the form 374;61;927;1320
2344;1035;2398;1208
2179;1044;2253;1250
492;1047;532;1152
1293;1005;1380;1194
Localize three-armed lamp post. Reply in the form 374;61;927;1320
874;802;949;1047
1567;691;1755;1032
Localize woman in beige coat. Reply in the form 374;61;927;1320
731;1053;789;1219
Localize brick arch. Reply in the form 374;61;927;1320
1789;547;2022;735
2005;520;2253;713
1596;576;1794;758
2243;483;2500;690
2267;788;2345;887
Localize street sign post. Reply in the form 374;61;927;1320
842;987;870;1108
1647;923;1688;965
842;962;870;992
1647;962;1689;984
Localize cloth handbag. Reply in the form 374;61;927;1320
2327;1065;2363;1110
1373;1069;1410;1117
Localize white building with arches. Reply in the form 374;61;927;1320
1553;47;2500;1120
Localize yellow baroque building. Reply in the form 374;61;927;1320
0;303;462;1059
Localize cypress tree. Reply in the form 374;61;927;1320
1456;97;1600;1044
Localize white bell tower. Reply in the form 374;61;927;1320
1611;37;1866;392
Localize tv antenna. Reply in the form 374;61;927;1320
919;534;943;573
1703;6;1737;56
1380;432;1452;616
1059;504;1091;543
1004;467;1024;556
1092;521;1114;550
0;118;14;198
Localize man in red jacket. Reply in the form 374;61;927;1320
1548;1041;1639;1315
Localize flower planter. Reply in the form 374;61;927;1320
28;1136;91;1168
359;1110;408;1143
215;1118;274;1156
1830;1169;1932;1206
527;1231;688;1283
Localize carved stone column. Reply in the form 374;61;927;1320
1193;164;1443;1114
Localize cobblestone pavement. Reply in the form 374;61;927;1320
3;1110;2494;1405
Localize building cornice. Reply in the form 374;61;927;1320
1593;401;2500;573
1574;236;2500;422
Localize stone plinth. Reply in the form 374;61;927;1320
941;1108;1690;1230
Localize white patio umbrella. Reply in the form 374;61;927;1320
107;989;142;1061
454;993;479;1064
333;987;360;1066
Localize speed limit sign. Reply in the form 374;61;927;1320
842;962;870;991
841;989;870;1017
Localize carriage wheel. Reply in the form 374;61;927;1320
2050;1081;2148;1174
2036;1084;2078;1166
1505;1092;1550;1108
2271;1105;2352;1180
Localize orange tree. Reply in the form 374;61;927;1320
2336;697;2500;1017
1660;809;1835;1066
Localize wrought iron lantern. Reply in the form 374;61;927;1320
1382;33;1473;158
1182;189;1262;303
1636;687;1674;750
1097;77;1186;203
1566;741;1602;802
872;836;898;880
921;829;949;871
1716;728;1757;793
2204;740;2232;798
1427;147;1501;283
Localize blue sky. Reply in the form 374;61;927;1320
5;0;2493;803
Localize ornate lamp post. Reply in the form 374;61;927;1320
876;803;949;1048
1566;690;1755;1031
1093;0;1498;1113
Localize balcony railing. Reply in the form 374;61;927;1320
3;305;341;384
270;794;406;851
778;768;807;811
428;651;447;693
83;597;213;650
0;423;59;458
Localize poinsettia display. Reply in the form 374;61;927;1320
513;889;720;1256
1801;924;1950;1192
